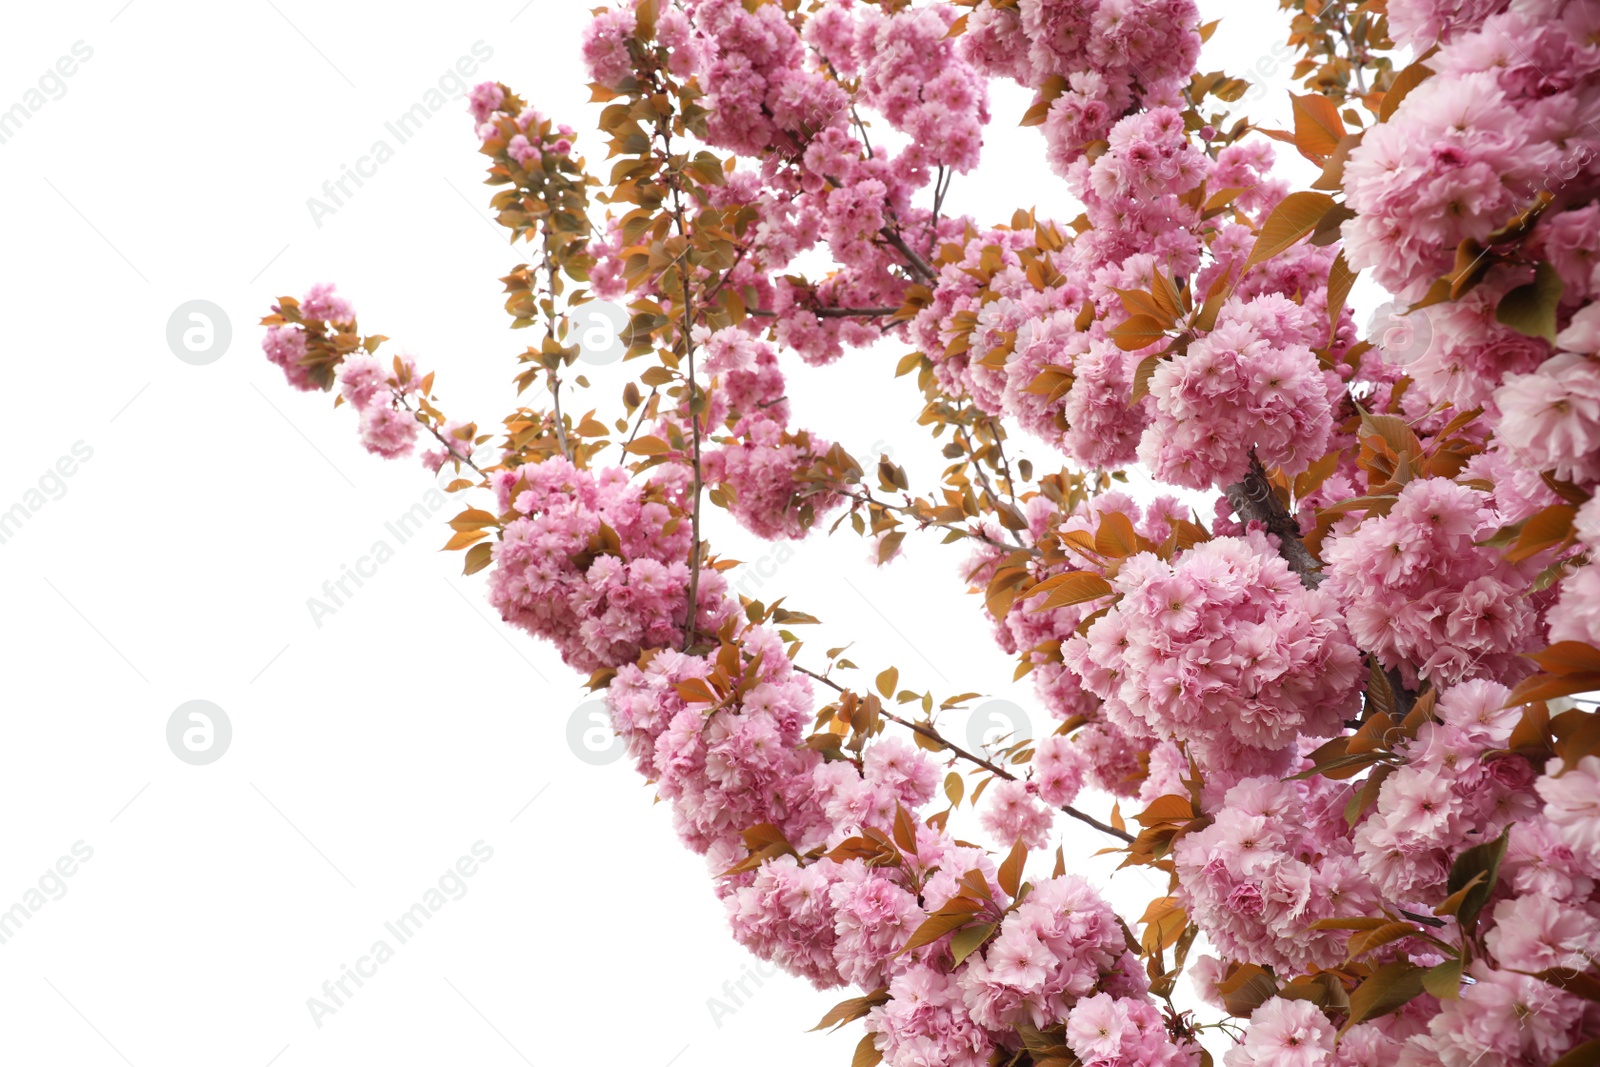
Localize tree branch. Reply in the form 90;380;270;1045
1224;452;1324;588
795;665;1135;844
879;227;937;284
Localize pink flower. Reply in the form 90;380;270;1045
1031;734;1087;808
467;81;503;124
1537;756;1600;873
978;779;1055;849
300;282;354;325
581;7;636;89
1139;296;1335;490
1493;353;1600;485
357;405;417;458
1224;998;1335;1067
1064;532;1360;770
336;354;388;410
262;326;315;392
1485;894;1600;973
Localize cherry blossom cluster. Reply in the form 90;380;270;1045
1550;496;1600;646
255;0;1600;1062
1176;774;1386;975
959;0;1203;173
1351;681;1536;903
1138;295;1338;490
903;105;1361;492
969;492;1190;799
1064;530;1362;776
335;352;427;460
1341;4;1600;302
1494;337;1600;488
262;284;449;460
1321;478;1542;689
603;614;1190;1066
261;282;355;392
810;3;990;173
484;458;736;673
1342;0;1600;492
693;326;844;540
1201;678;1600;1065
468;79;576;166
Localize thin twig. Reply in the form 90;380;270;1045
794;665;1135;844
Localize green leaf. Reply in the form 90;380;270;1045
852;1034;883;1067
1290;92;1345;160
1421;958;1463;1000
900;905;981;954
1108;314;1170;351
1343;961;1424;1031
1380;59;1435;123
1326;251;1357;342
1028;571;1115;612
998;839;1027;899
463;541;493;576
1496;261;1565;342
811;988;889;1032
1129;354;1161;405
943;771;964;808
949;922;996;965
1444;826;1510;934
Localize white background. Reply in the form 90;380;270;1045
0;3;1322;1065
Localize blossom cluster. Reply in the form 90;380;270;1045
1341;0;1600;498
1064;531;1362;776
959;0;1202;172
1176;774;1385;974
1138;295;1337;490
694;327;844;540
469;79;576;166
261;282;354;392
258;0;1600;1062
1322;478;1542;688
485;458;735;673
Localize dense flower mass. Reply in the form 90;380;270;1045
1322;478;1541;688
960;0;1202;172
1138;296;1336;489
1176;774;1384;974
486;459;735;673
695;327;843;539
259;0;1600;1063
1064;531;1361;775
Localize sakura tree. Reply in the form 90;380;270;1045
259;0;1600;1063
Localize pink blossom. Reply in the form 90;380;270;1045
1224;998;1335;1067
